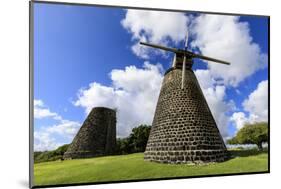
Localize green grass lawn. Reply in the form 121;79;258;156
34;149;268;186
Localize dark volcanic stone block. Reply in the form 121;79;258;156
144;68;228;164
63;107;116;159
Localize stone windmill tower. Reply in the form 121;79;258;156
141;37;230;163
64;107;116;159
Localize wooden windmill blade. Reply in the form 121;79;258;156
191;53;231;65
139;42;179;53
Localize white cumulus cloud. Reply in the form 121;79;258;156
190;14;267;87
231;80;268;130
34;99;80;151
243;80;268;121
34;120;81;151
74;62;164;137
34;132;62;152
34;99;62;120
121;9;189;58
230;112;249;130
46;120;81;138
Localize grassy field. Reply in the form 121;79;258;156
34;149;268;186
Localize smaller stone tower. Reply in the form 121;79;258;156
63;107;116;159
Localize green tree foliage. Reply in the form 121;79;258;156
227;137;239;145
129;125;151;152
116;124;151;154
227;122;268;150
116;138;132;154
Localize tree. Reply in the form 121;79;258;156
227;137;239;145
227;122;268;150
116;137;133;154
129;125;151;152
115;124;151;154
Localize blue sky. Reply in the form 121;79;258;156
33;3;268;151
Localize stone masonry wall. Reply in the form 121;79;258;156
144;68;228;163
63;107;116;159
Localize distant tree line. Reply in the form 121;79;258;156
34;144;69;163
34;124;151;163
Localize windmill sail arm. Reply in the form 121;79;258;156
140;42;179;53
192;53;230;65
